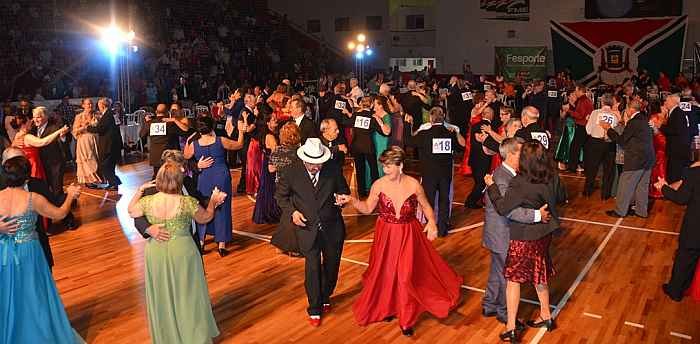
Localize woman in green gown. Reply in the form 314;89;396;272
128;163;227;344
364;96;393;188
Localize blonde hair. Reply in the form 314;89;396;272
378;146;406;166
155;162;183;194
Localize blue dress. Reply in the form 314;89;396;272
0;194;82;344
194;136;232;243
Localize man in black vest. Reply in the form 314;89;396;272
407;107;465;236
140;104;192;178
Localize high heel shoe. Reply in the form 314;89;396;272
218;248;229;257
400;326;414;337
526;317;557;331
499;329;520;343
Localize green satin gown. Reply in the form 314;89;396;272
139;194;219;344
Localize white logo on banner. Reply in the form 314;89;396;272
432;138;452;154
531;132;549;149
354;116;371;130
150;122;167;136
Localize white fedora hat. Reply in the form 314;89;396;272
297;138;331;164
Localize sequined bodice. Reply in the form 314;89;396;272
378;192;418;224
0;196;38;265
141;194;198;239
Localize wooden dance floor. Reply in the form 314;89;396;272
52;160;699;343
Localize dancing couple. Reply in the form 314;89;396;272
276;140;462;336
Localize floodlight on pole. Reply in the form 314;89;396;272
357;34;366;43
347;41;356;51
356;44;365;53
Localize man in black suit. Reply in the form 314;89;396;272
140;104;191;178
318;118;347;177
31;107;77;230
465;107;495;209
407;106;466;236
88;98;123;190
660;94;691;183
275;138;351;327
290;98;318;143
602;100;655;218
655;157;700;302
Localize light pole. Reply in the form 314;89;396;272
347;34;373;88
99;25;137;112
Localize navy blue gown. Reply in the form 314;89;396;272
194;137;232;243
253;148;281;224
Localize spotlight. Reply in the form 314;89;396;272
355;52;364;59
366;49;373;56
132;45;139;53
356;44;365;53
357;34;366;42
126;30;135;42
347;42;356;51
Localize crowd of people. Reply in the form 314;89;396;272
1;54;700;344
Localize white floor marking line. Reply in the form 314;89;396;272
341;257;369;266
670;332;693;340
583;312;602;319
232;230;271;242
529;218;623;344
560;217;678;236
448;222;484;234
624;321;644;329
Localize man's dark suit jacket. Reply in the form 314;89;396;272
275;161;350;252
87;109;123;159
469;118;492;170
606;112;655;171
297;116;319;144
139;116;190;167
660;107;691;161
662;166;700;250
32;119;65;173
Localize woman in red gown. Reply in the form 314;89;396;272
266;84;291;122
460;93;487;175
649;103;668;198
10;115;68;180
347;146;462;337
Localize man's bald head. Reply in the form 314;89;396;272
156;104;167;116
521;106;540;127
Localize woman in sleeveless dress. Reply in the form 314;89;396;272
0;156;83;344
345;147;462;337
72;98;102;185
460;93;487;175
253;111;281;224
128;163;227;344
363;96;393;188
267;84;291;122
11;115;69;180
269;122;302;255
184;117;246;257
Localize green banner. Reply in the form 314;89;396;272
495;47;547;81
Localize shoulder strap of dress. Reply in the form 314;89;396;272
27;191;33;212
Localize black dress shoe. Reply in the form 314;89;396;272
400;327;414;337
526;317;557;332
495;317;525;331
64;218;78;231
218;248;229;257
482;309;498;318
662;284;682;302
499;329;520;343
605;210;625;218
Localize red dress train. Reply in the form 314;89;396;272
246;139;262;195
353;192;462;329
